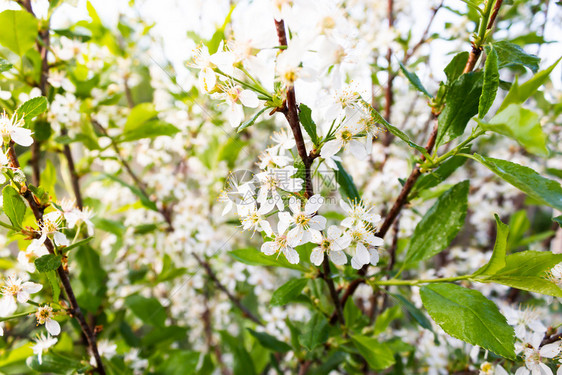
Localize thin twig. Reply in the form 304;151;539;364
91;119;174;230
193;253;263;325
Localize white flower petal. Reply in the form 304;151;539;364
45;319;61;336
349;139;368;160
310;248;324;266
283;247;300;264
329;250;347;265
309;215;326;231
320;140;342;158
11;128;34;147
261;241;277;256
239;90;259;108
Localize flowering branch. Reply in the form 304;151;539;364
6;143;106;374
274;18;344;325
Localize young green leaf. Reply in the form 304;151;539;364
472;214;508;276
298;104;319;144
238;107;268;133
474;251;562;297
270;278;308;306
498;57;562;112
46;271;61;302
34;254;63;273
350;335;395;370
478;46;499;118
398;61;431;97
335;161;361;203
420;283;516;359
2;185;26;230
15;97;48;121
299;313;329;351
405;181;469;264
247;328;291;352
125;294;167;327
411;150;469;197
478;104;548;157
444;52;469;83
471;154;562;210
389;293;433;332
492;40;540;73
554;215;562;227
436;72;483;146
120;120;180;142
0;58;13;73
0;10;38;56
360;99;431;159
229;248;308;271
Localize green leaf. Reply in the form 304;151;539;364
478;46;499;118
124;103;158;130
473;215;508;276
15;96;48;121
120;120;180;142
46;270;61;302
436;72;483;146
411;151;468;197
2;185;26;230
238;107;268;133
125;294;167;328
554;215;562;227
373;305;401;335
0;10;38;56
104;173;158;212
335;161;361;202
405;181;469;264
474;251;562;297
471;154;562;210
299;313;329;351
398;61;431;97
0;58;13;73
389;293;433;331
479;104;548;156
350;335;395;370
229;248;308;271
156;350;199;375
247;328;291;352
420;283;515;359
444;51;469;83
360;99;431;159
26;352;86;374
298;104;319;144
492;40;540;73
34;254;62;273
219;329;256;375
270;278;308;306
498;57;561;112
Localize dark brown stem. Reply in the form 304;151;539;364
382;0;395;147
7;144;106;375
123;77;134;109
193;253;263;325
91;119;174;230
322;257;344;325
61;128;83;210
463;0;503;73
297;360;312;375
274;19;345;326
274;19;313;198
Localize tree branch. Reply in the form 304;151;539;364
7;143;106;375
